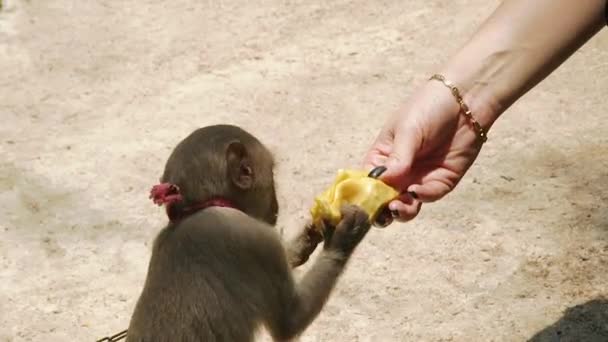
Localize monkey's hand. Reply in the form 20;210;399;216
323;204;371;256
285;223;323;268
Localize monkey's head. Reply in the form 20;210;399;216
159;124;279;225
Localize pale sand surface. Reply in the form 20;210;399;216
1;1;607;341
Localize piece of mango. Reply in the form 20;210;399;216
310;169;399;232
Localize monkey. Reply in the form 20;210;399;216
125;124;372;342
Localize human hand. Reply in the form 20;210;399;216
363;80;487;222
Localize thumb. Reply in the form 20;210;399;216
381;125;421;183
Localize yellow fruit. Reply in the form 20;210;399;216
310;169;399;232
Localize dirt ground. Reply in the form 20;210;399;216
1;0;607;341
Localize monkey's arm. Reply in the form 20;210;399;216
284;223;323;268
271;249;348;340
221;216;344;340
267;208;369;341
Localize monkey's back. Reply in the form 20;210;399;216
126;208;283;342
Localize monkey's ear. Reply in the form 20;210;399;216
226;141;254;190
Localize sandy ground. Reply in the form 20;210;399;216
1;0;608;341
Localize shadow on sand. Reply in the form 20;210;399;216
528;298;608;342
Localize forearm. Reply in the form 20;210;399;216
280;250;346;339
440;0;606;129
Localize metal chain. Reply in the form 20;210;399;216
429;74;488;144
96;329;127;342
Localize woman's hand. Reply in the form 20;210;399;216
363;81;485;222
363;0;605;223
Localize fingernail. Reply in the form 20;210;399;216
373;208;393;227
408;191;419;199
367;165;387;178
388;202;398;211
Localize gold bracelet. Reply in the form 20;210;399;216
429;74;488;143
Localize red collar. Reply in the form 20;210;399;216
150;183;238;222
168;198;237;222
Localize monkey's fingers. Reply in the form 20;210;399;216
327;205;371;253
303;221;324;241
338;204;368;227
288;225;324;267
321;220;337;250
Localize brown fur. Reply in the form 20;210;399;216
126;125;370;342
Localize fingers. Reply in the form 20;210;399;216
336;204;371;234
362;133;392;170
337;204;360;228
353;219;372;242
307;228;324;245
381;179;452;222
339;204;371;246
381;124;421;182
407;180;452;203
363;152;388;171
321;220;336;250
387;193;422;222
373;207;394;227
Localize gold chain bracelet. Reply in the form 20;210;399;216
429;74;488;143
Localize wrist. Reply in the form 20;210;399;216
323;244;350;259
322;249;349;263
437;65;504;133
463;83;503;133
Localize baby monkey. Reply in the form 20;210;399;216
126;125;371;342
